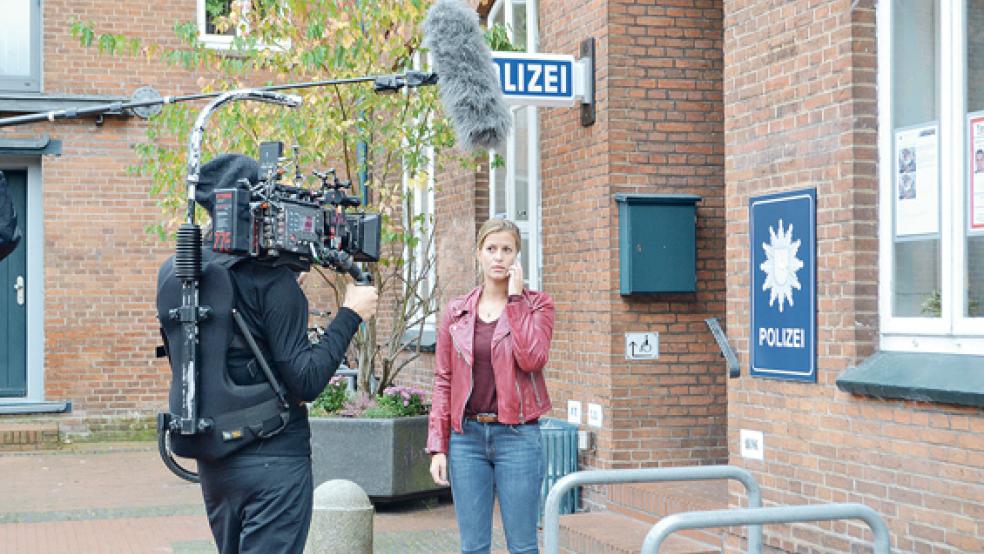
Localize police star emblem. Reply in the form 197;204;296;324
759;218;803;313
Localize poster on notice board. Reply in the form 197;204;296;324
969;113;984;231
894;123;939;237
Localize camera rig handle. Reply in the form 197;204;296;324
185;90;302;225
326;249;373;285
171;89;302;436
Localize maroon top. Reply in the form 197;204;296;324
464;318;498;416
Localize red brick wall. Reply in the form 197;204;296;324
602;0;727;471
724;1;983;552
5;1;208;432
537;0;618;477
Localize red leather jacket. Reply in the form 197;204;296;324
426;286;555;454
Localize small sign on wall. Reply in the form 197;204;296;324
567;400;582;425
739;429;765;461
587;403;603;427
749;188;816;381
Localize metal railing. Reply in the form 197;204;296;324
641;503;891;554
543;465;762;554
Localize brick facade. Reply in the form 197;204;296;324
724;1;983;552
0;1;208;433
4;2;980;552
6;0;731;506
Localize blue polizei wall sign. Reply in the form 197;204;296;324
749;188;816;381
492;52;589;108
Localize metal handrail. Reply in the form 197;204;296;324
543;465;763;554
641;503;891;554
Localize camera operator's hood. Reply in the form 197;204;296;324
195;153;260;214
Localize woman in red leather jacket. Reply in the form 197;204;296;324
427;218;555;554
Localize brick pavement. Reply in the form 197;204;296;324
0;442;514;554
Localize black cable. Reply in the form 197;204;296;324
158;427;199;483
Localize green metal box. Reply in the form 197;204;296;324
614;193;701;294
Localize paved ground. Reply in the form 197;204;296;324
0;442;512;553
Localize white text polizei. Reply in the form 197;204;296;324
758;327;805;348
502;62;568;95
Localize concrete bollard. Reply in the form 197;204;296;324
305;479;374;554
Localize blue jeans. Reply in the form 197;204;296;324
449;419;545;554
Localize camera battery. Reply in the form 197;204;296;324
212;187;253;255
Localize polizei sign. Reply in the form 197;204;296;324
492;52;591;108
749;189;816;381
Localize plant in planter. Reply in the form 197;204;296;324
308;383;442;500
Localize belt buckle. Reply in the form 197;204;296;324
475;413;497;423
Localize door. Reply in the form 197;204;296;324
0;170;26;397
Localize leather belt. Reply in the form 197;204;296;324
467;413;498;423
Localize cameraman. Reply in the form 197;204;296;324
193;156;378;553
0;171;22;262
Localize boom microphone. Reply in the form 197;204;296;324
424;0;512;152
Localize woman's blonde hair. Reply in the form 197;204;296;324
476;218;521;251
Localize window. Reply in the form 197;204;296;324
403;153;436;329
0;0;40;92
878;0;984;354
487;0;542;289
403;53;438;331
197;0;281;49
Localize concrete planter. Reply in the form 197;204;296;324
309;415;448;501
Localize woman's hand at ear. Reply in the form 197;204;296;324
507;260;524;296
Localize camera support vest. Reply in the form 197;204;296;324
156;248;291;462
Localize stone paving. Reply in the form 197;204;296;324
0;442;513;553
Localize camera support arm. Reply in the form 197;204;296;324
185;89;302;224
170;89;302;435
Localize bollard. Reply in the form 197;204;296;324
305;479;374;554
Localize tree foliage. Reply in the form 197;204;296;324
71;0;472;394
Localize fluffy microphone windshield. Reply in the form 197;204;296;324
423;0;512;152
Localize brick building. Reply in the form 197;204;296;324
1;1;982;553
0;0;206;435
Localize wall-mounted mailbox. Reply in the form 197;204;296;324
614;193;701;295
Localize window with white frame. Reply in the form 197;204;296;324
198;0;281;49
402;53;438;331
878;0;984;354
487;0;542;289
403;146;437;330
0;0;40;92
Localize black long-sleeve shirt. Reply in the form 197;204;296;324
227;261;361;457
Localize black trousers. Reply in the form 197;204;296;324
198;454;313;554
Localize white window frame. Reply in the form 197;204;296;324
402;53;438;330
877;0;984;354
198;0;240;49
0;0;41;92
402;147;437;330
197;0;287;51
487;0;542;289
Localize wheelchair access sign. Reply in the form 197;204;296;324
749;189;816;381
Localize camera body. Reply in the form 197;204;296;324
210;141;380;275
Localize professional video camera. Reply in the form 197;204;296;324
211;141;380;282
